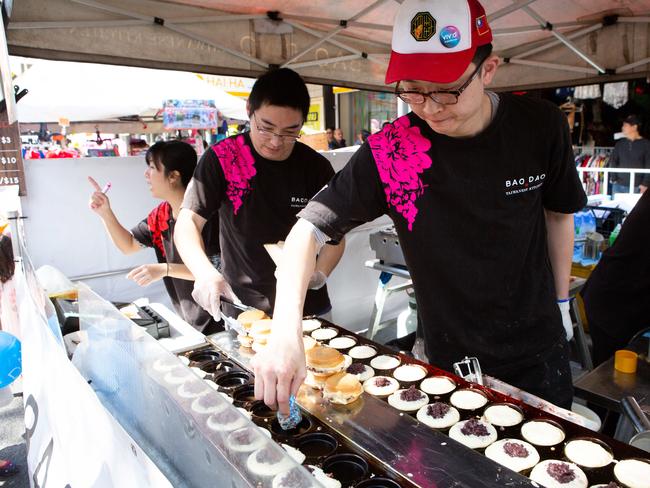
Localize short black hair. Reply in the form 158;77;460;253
145;140;197;187
248;68;310;120
472;43;493;66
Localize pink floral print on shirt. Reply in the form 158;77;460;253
212;135;256;215
368;116;432;230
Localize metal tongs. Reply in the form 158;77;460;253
219;296;254;336
453;356;484;385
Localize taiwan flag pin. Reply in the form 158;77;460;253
476;15;489;36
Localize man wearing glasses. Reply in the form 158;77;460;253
254;0;586;414
175;68;344;320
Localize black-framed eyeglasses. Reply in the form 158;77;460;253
252;113;302;144
395;58;487;106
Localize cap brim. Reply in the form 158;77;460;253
385;47;477;85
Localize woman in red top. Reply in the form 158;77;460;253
88;140;221;333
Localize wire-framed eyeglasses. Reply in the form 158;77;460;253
252;113;302;144
395;58;487;106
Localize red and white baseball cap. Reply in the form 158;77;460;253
386;0;493;85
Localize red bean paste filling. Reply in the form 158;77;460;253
400;386;425;402
346;363;366;375
231;430;253;445
214;409;238;424
460;419;490;437
257;447;284;464
546;462;576;484
503;442;529;458
426;402;451;419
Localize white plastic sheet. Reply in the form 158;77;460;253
15;259;173;487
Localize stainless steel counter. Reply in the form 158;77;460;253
574;337;650;413
209;332;536;488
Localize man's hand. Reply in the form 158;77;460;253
191;269;237;321
558;300;573;342
126;264;166;287
87;176;112;218
252;325;306;415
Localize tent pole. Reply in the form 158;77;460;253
506;58;599;75
70;0;152;22
522;6;606;73
289;54;362;70
512;23;603;59
282;14;392;32
287;21;391;51
281;27;351;68
618;17;650;24
10;15;268;30
617;57;650;73
9;20;149;29
493;21;591;36
285;21;389;69
163;23;269;68
488;0;537;23
153;14;266;24
69;0;269;68
281;0;387;68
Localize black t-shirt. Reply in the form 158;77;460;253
299;94;587;375
582;190;650;337
182;133;335;315
131;201;221;332
610;138;650;187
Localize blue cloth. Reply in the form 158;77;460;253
276;395;302;430
0;331;21;389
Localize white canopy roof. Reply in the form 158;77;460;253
12;58;248;123
7;0;650;92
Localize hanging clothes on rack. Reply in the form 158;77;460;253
573;146;614;196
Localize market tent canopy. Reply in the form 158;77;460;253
6;0;650;92
12;58;249;123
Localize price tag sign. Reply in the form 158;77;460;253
0;111;25;195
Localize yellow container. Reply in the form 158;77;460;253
614;349;638;374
